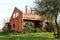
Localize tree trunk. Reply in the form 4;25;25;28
55;17;60;38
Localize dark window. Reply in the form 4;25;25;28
13;24;15;28
46;22;48;24
8;24;11;30
34;22;40;28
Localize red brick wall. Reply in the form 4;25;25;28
23;14;42;20
10;7;22;32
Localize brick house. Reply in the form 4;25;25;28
5;6;47;32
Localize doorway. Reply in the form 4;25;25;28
34;21;40;28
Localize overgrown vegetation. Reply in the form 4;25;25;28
22;22;56;33
0;32;60;40
22;22;41;33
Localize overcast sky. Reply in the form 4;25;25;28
0;0;35;29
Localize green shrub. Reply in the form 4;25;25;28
23;22;41;33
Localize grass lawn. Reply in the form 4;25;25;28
0;32;60;40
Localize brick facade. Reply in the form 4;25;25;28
5;6;47;32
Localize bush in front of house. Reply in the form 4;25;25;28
22;22;41;33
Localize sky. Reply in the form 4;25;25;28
0;0;35;29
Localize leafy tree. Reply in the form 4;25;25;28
35;0;60;38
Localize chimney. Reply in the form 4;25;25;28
31;8;35;14
25;6;28;14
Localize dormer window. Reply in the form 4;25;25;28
16;12;18;17
13;14;15;18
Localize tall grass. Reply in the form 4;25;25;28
0;32;60;40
